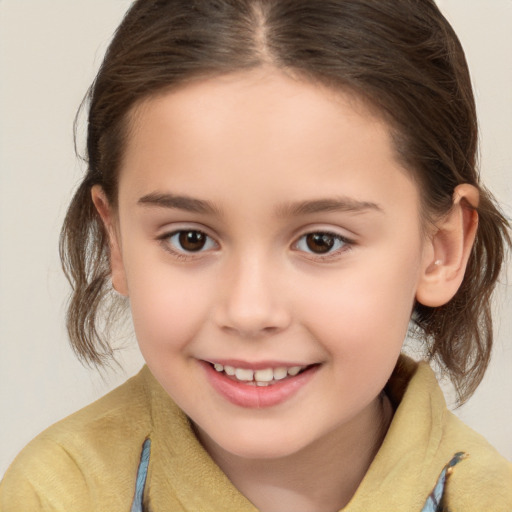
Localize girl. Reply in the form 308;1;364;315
1;0;511;510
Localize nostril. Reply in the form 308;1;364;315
213;281;292;336
221;324;278;338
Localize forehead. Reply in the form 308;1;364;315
119;68;420;221
126;68;392;160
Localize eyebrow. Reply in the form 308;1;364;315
277;197;383;216
138;192;220;215
138;192;382;217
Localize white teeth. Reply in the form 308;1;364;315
211;363;308;383
224;365;236;376
235;368;254;381
273;367;288;380
287;366;302;376
254;368;274;382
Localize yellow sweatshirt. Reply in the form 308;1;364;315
1;356;511;511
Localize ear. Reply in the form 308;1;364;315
91;185;128;296
415;184;479;307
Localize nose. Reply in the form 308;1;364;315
213;254;292;338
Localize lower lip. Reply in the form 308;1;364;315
201;361;319;409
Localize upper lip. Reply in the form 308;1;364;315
203;359;314;370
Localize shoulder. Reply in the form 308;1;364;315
382;356;512;511
0;367;153;512
441;411;512;511
0;435;91;511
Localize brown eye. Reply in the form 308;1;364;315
305;233;336;253
178;231;207;251
295;232;349;256
166;230;216;253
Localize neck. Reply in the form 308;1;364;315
196;393;393;512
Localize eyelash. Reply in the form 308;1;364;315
158;229;354;261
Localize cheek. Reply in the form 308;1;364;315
300;251;420;359
124;254;213;355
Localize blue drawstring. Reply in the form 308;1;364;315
130;438;152;512
421;452;467;512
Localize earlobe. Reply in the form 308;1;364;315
416;184;479;307
91;185;129;296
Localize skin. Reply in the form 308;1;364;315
93;68;478;512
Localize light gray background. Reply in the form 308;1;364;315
1;0;511;476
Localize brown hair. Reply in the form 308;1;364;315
60;0;510;403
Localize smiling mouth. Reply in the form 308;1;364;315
207;362;315;387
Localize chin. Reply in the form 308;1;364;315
201;422;318;461
223;440;303;460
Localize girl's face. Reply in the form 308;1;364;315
107;69;431;459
